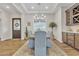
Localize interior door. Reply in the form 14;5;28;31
12;18;21;39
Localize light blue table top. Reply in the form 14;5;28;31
28;38;52;48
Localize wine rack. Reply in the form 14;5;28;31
66;4;79;26
73;16;79;24
73;5;79;24
73;5;79;15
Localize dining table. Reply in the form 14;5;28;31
28;32;52;49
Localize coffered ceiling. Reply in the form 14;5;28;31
0;3;74;14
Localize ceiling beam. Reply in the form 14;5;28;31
12;3;59;14
20;10;55;14
52;3;59;14
21;3;29;13
12;3;24;14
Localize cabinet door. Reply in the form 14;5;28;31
62;32;67;43
67;33;74;47
75;34;79;50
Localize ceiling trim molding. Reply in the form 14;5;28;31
52;3;59;14
20;3;59;14
12;3;24;14
21;3;29;13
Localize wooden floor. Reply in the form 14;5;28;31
0;39;79;56
53;39;79;56
14;40;67;56
0;39;26;56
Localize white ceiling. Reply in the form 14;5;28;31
0;3;21;14
0;3;74;14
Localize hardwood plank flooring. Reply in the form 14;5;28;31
14;40;67;56
14;39;79;56
0;40;26;56
53;39;79;56
0;39;79;56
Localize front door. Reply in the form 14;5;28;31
12;18;21;39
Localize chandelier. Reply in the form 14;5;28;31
33;3;46;19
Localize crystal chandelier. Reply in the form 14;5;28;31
34;3;46;19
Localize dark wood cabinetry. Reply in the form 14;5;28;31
62;32;79;50
62;32;67;43
75;34;79;50
73;5;79;15
67;33;75;47
73;5;79;24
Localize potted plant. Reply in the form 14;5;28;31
25;27;28;40
49;22;57;39
25;27;28;37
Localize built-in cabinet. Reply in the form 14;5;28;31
62;32;67;43
74;33;79;49
64;3;79;50
66;3;79;26
67;33;75;47
62;32;79;50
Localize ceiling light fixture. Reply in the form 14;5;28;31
31;6;34;9
41;14;44;16
44;16;46;18
6;6;10;9
45;6;48;9
33;3;47;19
34;14;46;19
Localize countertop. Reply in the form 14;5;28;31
62;31;79;33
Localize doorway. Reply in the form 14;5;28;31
12;18;21;39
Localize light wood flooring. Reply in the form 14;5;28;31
0;39;26;56
0;39;79;56
14;40;67;56
53;39;79;56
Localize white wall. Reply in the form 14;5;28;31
53;7;62;43
0;10;22;41
0;12;2;40
0;11;11;41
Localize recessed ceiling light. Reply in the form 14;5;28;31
41;14;44;16
44;16;46;18
31;6;34;9
6;6;10;9
45;6;48;9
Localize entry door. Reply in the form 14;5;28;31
12;18;21;39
